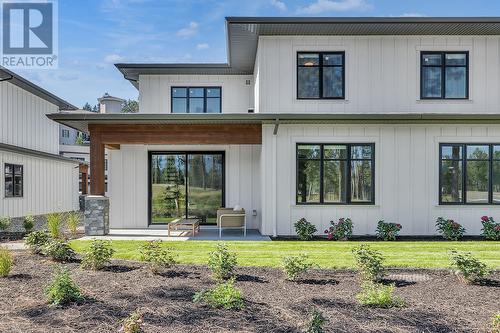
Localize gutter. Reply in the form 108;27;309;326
0;143;83;164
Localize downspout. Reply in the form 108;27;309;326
272;118;279;237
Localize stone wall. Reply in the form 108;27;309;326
84;196;109;236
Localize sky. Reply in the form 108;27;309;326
8;0;500;108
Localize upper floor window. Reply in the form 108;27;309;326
62;129;70;138
296;143;374;205
297;52;345;99
4;163;23;198
440;143;500;205
421;52;469;99
171;87;221;113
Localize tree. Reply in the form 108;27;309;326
122;99;139;113
75;132;84;145
82;102;98;113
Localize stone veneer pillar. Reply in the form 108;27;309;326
84;195;109;236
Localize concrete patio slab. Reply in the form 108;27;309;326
78;228;271;241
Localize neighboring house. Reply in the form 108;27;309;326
0;66;80;222
59;93;122;193
49;17;500;236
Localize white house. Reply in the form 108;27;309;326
49;17;500;236
0;66;80;223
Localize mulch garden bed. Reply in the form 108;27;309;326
0;252;498;333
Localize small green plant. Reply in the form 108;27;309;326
480;216;500;240
449;250;490;283
24;230;50;254
294;218;317;240
193;278;244;310
23;214;35;233
44;266;83;306
436;217;465;240
139;240;177;274
65;212;80;238
47;213;63;239
491;313;500;333
42;239;76;262
0;247;13;278
121;310;144;333
81;239;114;270
324;217;353;240
375;220;402;241
356;282;405;308
208;243;237;281
281;254;315;281
0;216;11;231
304;308;326;333
351;244;385;282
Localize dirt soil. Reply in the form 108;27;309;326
0;252;498;333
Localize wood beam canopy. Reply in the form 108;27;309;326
88;123;262;195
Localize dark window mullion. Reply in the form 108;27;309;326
489;145;494;204
319;144;324;203
346;144;352;204
462;144;467;204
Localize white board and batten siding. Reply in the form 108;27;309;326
0;80;79;218
108;144;261;229
0;80;59;154
139;75;254;114
255;35;500;114
261;124;500;236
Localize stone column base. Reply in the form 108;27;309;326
84;195;109;236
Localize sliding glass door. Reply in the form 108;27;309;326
149;152;224;225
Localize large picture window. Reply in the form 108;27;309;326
4;163;23;198
296;143;374;204
171;87;221;113
149;152;224;225
297;52;345;99
440;143;500;204
421;51;469;99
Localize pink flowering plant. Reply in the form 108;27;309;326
480;216;500;240
324;218;353;241
435;217;465;240
375;220;402;241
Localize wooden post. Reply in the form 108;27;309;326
90;131;105;195
79;164;88;195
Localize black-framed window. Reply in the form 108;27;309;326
297;52;345;99
296;143;374;204
4;163;23;198
61;129;70;138
421;51;469;99
439;143;500;205
171;87;221;113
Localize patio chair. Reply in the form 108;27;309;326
216;207;246;238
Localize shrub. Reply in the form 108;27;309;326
81;239;114;270
356;282;405;308
435;217;465;240
139;240;177;274
44;266;83;306
193;278;244;310
480;216;500;240
375;220;402;241
305;308;326;333
351;244;385;282
24;230;50;254
47;213;63;239
121;310;144;333
42;239;76;262
492;313;500;333
0;247;13;278
208;243;237;281
449;250;490;283
281;254;315;281
65;212;80;238
294;218;317;241
23;214;35;233
324;218;353;240
0;217;11;231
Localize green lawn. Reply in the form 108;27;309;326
70;240;500;269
